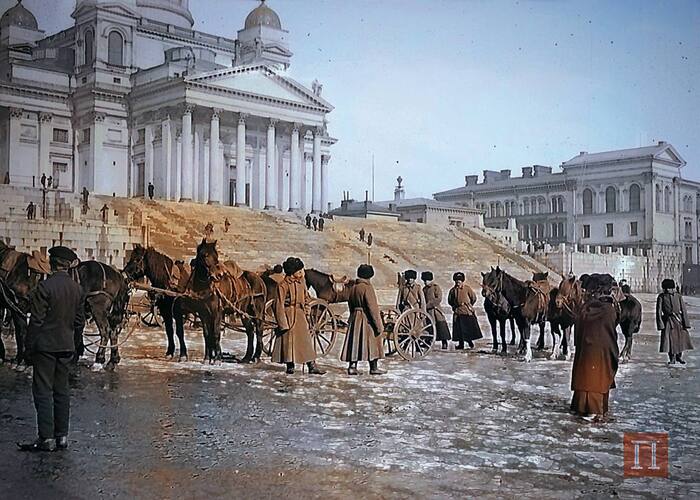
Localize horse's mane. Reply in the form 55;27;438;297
145;246;173;287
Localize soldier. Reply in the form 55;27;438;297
272;257;326;375
147;182;155;200
18;246;84;452
422;271;451;349
224;217;231;233
396;269;425;313
81;186;89;213
318;216;325;232
305;213;312;229
367;233;373;247
656;278;694;365
40;173;46;188
359;227;366;242
312;216;318;231
26;201;35;220
448;272;482;349
100;204;109;224
341;264;385;375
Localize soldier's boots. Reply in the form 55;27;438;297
306;361;326;375
441;341;448;350
286;363;295;374
369;359;385;376
347;362;358;376
17;438;56;452
676;353;686;365
56;436;68;450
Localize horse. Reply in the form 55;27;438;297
550;275;583;361
173;240;266;364
531;272;553;351
481;277;517;355
72;260;130;369
123;244;190;361
0;242;44;363
482;266;550;362
618;291;642;363
304;268;354;303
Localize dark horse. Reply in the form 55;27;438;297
482;266;550;362
72;260;130;369
531;272;552;351
304;268;354;303
173;240;266;363
123;244;190;361
618;290;642;363
0;242;44;363
481;278;517;355
550;276;582;361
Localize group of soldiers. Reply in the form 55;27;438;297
304;213;326;231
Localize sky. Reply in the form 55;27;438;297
4;0;700;205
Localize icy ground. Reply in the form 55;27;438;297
1;293;699;499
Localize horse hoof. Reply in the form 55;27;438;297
178;355;188;363
104;362;116;372
165;354;174;360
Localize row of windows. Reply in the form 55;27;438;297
582;185;641;214
479;195;566;217
82;29;124;66
519;222;565;240
582;222;638;239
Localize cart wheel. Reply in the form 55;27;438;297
393;309;435;361
381;307;400;356
140;304;163;328
261;299;276;356
308;299;337;358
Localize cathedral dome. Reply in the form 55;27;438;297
0;0;38;30
244;0;281;30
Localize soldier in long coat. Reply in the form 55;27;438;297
272;257;325;375
656;279;694;364
341;264;385;375
570;274;619;419
421;271;451;349
448;272;482;349
396;269;425;312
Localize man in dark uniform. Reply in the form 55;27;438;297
18;246;84;452
312;216;318;231
147;182;155;200
318;216;325;232
305;213;312;229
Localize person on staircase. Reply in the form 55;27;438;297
224;217;230;233
367;233;373;247
272;257;326;375
448;272;482;350
100;204;109;224
341;264;385;375
359;227;366;242
147;182;155;200
312;216;318;231
396;269;426;313
26;201;36;220
318;216;325;232
422;271;451;349
305;213;312;229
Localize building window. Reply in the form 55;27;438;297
630;221;638;236
108;31;124;66
606;223;614;237
664;186;672;213
583;188;593;214
605;186;617;213
52;128;69;143
82;128;91;144
583;224;591;239
523;199;530;215
629;184;641;211
84;29;94;64
538;197;547;214
683;195;693;213
686;246;693;264
685;220;692;239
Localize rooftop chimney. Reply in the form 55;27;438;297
394;176;405;201
522;166;533;178
579;151;587;156
658;141;666;145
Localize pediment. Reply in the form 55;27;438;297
187;66;332;110
655;144;686;166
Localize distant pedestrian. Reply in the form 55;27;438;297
100;204;109;224
3;171;9;184
367;233;373;247
26;202;35;220
312;216;318;231
47;176;53;189
305;213;312;229
224;217;230;233
359;227;365;242
147;182;154;200
204;222;214;241
656;278;694;365
318;217;325;232
40;173;46;188
17;246;84;452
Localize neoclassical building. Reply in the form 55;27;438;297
0;0;335;212
434;142;700;265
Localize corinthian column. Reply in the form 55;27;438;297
208;109;221;204
289;123;301;211
265;119;277;209
180;104;194;200
312;127;322;213
236;114;247;206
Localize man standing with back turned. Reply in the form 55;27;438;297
18;246;84;452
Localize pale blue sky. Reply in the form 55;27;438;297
5;0;700;204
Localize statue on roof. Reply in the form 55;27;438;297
312;79;323;97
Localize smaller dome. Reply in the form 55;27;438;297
0;0;38;30
244;0;281;30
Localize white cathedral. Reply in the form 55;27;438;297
0;0;336;213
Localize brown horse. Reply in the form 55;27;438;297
304;268;354;303
173;240;266;364
550;275;583;360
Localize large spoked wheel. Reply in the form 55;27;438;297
140;297;163;328
381;307;400;356
393;309;435;361
308;299;338;358
82;311;140;355
261;299;277;356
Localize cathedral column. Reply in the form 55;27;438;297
38;112;53;181
203;139;210;202
312;127;322;213
162;115;172;200
302;151;311;213
193;124;202;202
175;133;182;200
289;123;301;211
265;118;277;209
145;124;154;186
8;108;23;185
236;114;247;206
321;154;330;214
180;105;194;200
208;109;221;204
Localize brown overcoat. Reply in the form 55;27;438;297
448;283;482;342
340;278;385;362
272;276;316;364
396;283;425;312
656;290;694;355
423;283;451;341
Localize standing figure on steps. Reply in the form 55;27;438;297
204;222;214;242
656;279;693;365
341;264;385;375
272;257;326;375
318;217;325;232
396;269;425;312
305;213;312;229
312;216;318;231
448;272;482;350
224;217;230;233
422;271;451;349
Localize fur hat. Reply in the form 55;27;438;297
453;272;465;282
662;278;676;290
421;271;433;282
581;273;616;296
272;264;284;274
283;257;304;276
357;264;374;279
404;269;417;280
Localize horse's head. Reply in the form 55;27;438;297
123;244;147;280
555;275;578;309
196;239;219;275
532;271;549;282
481;267;500;300
330;274;349;294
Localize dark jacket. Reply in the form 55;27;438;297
26;270;85;353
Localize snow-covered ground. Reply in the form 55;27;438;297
1;293;698;498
